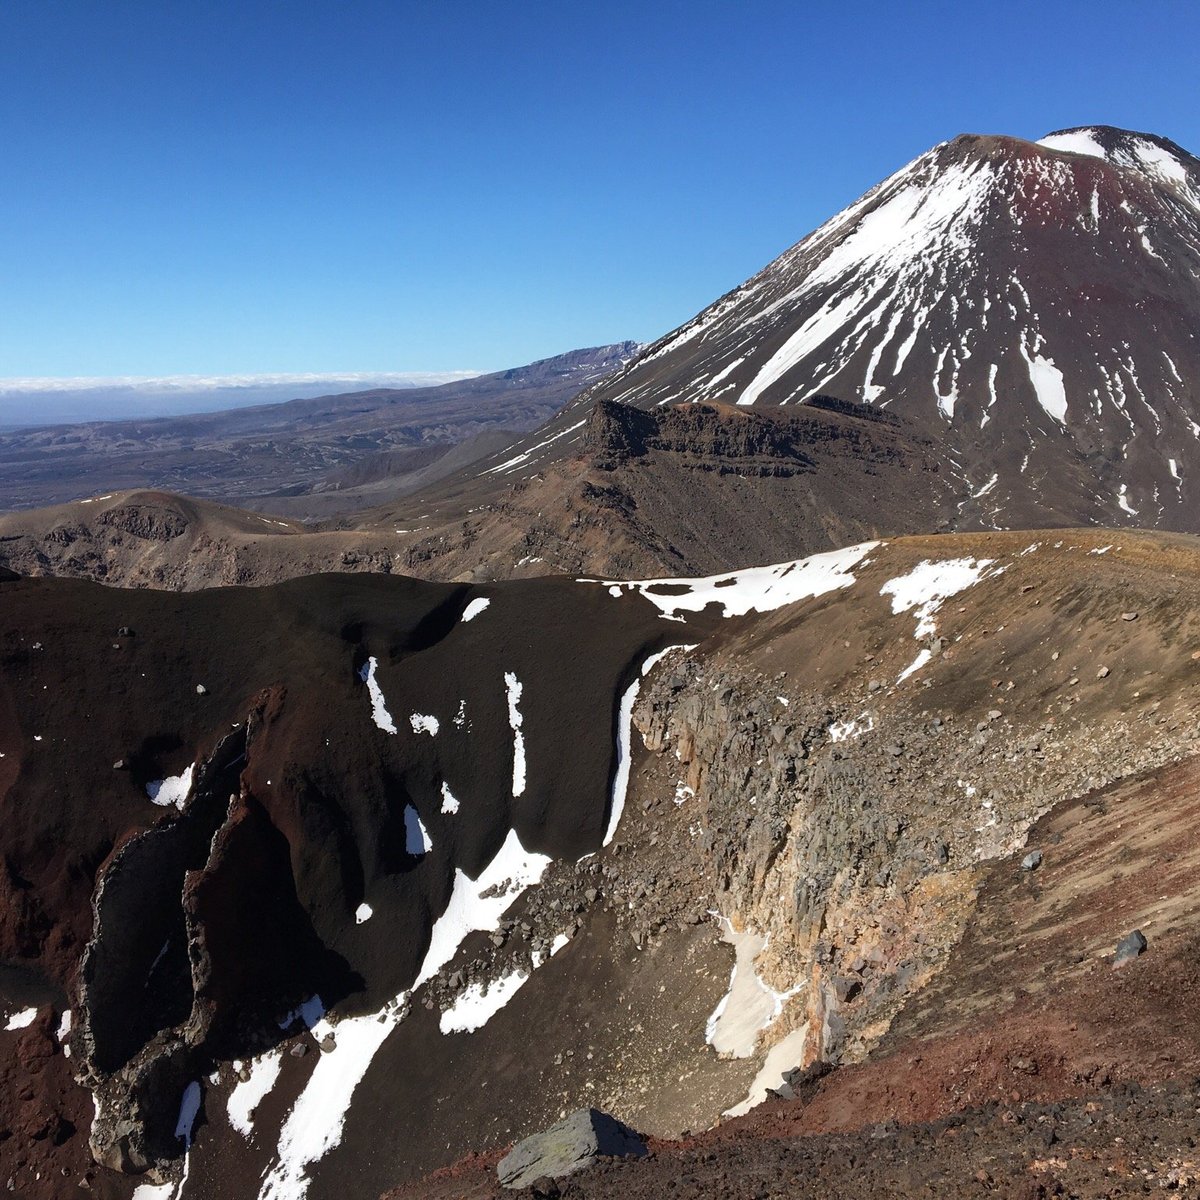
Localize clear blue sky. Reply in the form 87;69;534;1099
2;0;1198;379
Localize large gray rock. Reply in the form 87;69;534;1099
497;1108;647;1189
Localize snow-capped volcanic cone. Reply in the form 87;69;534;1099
489;126;1200;531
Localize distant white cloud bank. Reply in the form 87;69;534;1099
0;370;482;426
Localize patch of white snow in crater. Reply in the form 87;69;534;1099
175;1080;202;1148
460;597;490;623
897;648;933;684
723;1024;810;1119
602;669;643;847
260;828;550;1200
228;1050;283;1138
440;967;530;1034
601;646;690;847
440;782;460;814
146;764;194;809
4;1005;38;1031
601;542;876;621
277;995;324;1032
132;1184;176;1200
408;713;439;736
441;920;577;1036
404;805;432;856
418;829;551;990
705;917;802;1059
354;903;373;924
503;672;526;798
358;657;396;734
639;644;693;678
880;557;1003;639
56;1008;72;1042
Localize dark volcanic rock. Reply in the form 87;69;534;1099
0;567;702;1187
1114;929;1148;966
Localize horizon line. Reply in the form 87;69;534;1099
0;369;484;394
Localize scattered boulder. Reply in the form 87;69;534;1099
1021;850;1043;872
1114;929;1148;966
497;1108;646;1190
1120;611;1139;622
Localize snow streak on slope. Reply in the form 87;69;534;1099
881;557;1005;683
359;658;397;734
737;158;994;407
228;1051;284;1137
259;830;551;1200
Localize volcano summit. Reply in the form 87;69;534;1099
447;125;1200;561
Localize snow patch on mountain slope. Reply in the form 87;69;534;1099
1038;129;1110;161
598;541;877;620
1018;342;1069;424
460;597;490;623
504;672;527;798
146;764;194;809
737;158;994;407
482;418;588;476
404;805;432;856
881;557;1004;682
359;658;396;734
228;1051;283;1138
260;829;551;1200
705;917;801;1059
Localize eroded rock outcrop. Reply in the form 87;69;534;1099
630;626;1200;1075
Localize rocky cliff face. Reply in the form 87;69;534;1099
624;531;1200;1086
